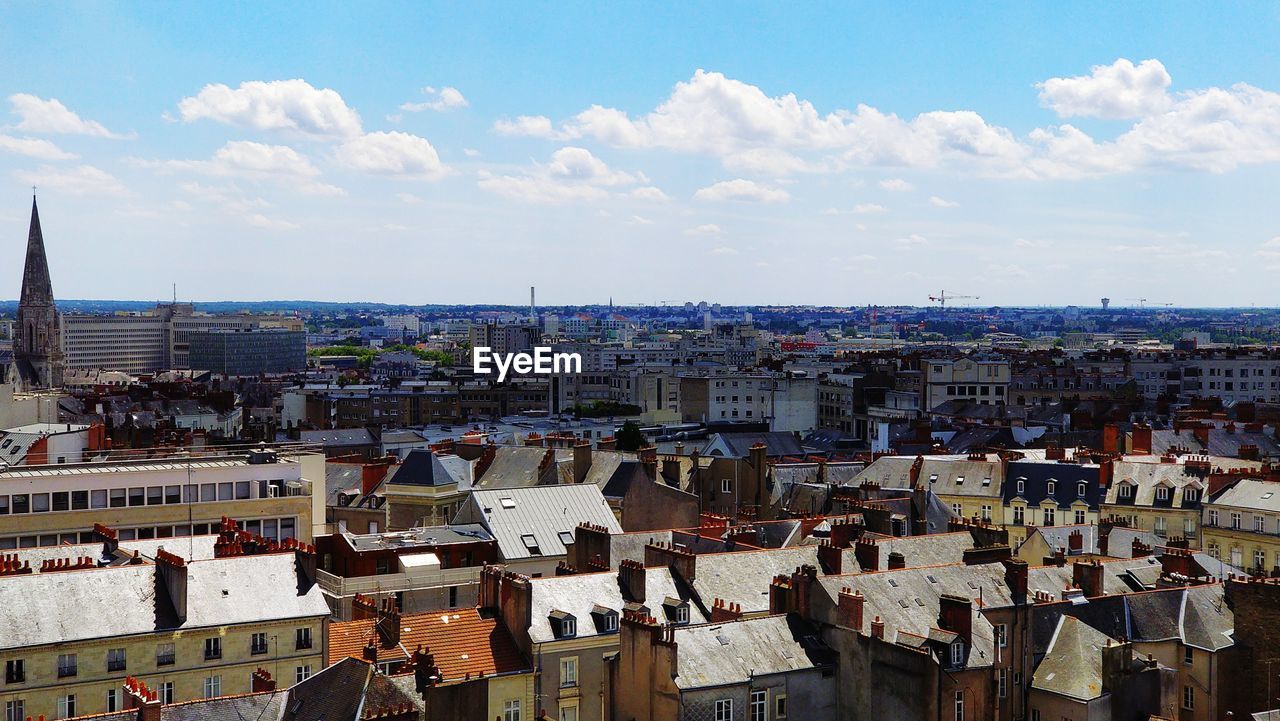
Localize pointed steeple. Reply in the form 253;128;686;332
21;195;55;307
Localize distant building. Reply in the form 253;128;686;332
13;196;64;390
188;329;305;375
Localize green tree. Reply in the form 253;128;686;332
615;420;646;452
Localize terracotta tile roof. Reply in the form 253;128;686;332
328;607;528;682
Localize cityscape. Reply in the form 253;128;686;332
4;4;1280;721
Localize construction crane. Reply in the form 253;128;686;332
928;290;980;308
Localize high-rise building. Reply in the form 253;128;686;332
12;196;64;390
188;328;306;375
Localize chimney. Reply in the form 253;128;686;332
1003;558;1029;601
870;615;885;640
251;668;276;693
709;598;744;623
1067;529;1084;555
573;442;592;484
661;456;682;484
362;638;378;664
1193;425;1211;448
1072;559;1104;597
155;549;188;624
908;455;924;487
352;592;379;620
854;537;880;571
837;588;866;632
123;676;162;721
376;597;402;646
361;459;390;497
644;541;696;583
938;594;972;643
829;516;861;548
1131;423;1153;455
1159;548;1195;578
571;523;611;570
816;541;843;575
94;523;120;557
887;551;906;570
1131;538;1152;558
1044;549;1066;567
1102;424;1120;454
289;538;318;594
618;559;647;603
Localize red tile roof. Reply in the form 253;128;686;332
328;607;528;682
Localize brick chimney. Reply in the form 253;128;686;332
573;442;593;484
962;545;1011;566
829;516;861;548
1072;559;1104;597
938;594;972;643
352;592;379;620
1159;547;1195;578
644;541;696;583
362;457;394;496
854;536;880;571
123;676;162;721
1131;423;1152;454
908;455;924;487
887;551;906;570
155;549;188;624
709;598;744;623
251;668;276;692
1102;424;1120;454
1003;558;1029;600
571;523;612;571
376;597;402;646
837;588;865;632
1132;538;1152;558
1067;529;1084;555
816;541;843;574
0;554;31;577
618;559;647;603
870;615;885;640
94;523;120;557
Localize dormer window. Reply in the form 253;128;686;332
1047;481;1056;495
550;610;577;639
1184;488;1199;503
1119;484;1133;499
591;605;619;633
951;641;965;667
1156;487;1170;501
1016;479;1025;494
1077;482;1087;498
663;597;690;625
929;474;938;484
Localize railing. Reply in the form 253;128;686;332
2;441;325;472
316;566;481;596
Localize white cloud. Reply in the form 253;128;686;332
9;94;132;138
401;86;469;113
694;178;789;203
171;200;193;211
1037;58;1172;120
14;164;125;195
493;115;562;138
685;224;722;235
852;203;888;214
709;246;739;255
335;131;446;179
141;141;345;196
1014;237;1051;248
476;147;643;204
178;181;271;214
630;186;670;201
176;79;363;138
396;192;424;205
463;148;481;157
627;215;654;225
0;135;77;160
929;195;959;208
879;178;914;192
987;263;1030;280
247;213;300;231
382;223;410;231
893;233;928;250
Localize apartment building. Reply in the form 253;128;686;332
1202;478;1280;574
0;445;324;549
0;547;328;720
922;357;1010;411
1102;458;1210;546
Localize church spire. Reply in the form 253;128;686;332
21;194;54;307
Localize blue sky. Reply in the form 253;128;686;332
2;2;1279;306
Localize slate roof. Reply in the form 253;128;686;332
919;456;1004;499
301;428;377;447
1210;478;1280;513
855;532;975;572
386;449;466;487
473;446;556;487
1032;615;1111;701
526;567;704;644
1151;427;1280;458
688;547;823;613
0;553;329;651
847;456;918;488
702;432;803;458
328;607;528;681
7;535;219;571
456;484;622;561
1105;460;1211;508
672;614;834;689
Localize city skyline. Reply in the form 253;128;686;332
2;3;1280;306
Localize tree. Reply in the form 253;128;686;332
615;420;646;452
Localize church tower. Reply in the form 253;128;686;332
13;195;63;389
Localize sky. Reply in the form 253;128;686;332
1;2;1279;307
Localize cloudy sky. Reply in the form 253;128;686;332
2;3;1279;307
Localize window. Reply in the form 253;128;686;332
981;505;992;521
560;656;578;687
1256;516;1266;532
449;586;459;608
1119;484;1133;499
1047;481;1056;495
106;648;126;672
57;694;76;718
1184;646;1193;665
1030;711;1040;721
4;659;23;683
1184;488;1199;503
295;665;312;683
950;641;964;667
156;642;175;666
1209;509;1219;526
203;675;221;698
159;681;174;704
952;503;963;516
1184;518;1196;537
954;689;964;721
1075;509;1086;525
775;694;788;719
559;705;578;721
750;689;767;721
204;637;222;660
296;627;313;650
1231;512;1242;529
106;689;118;713
1255;549;1267;571
1013;506;1024;525
251;633;268;655
1043;507;1056;526
520;534;542;556
715;699;734;721
994;623;1007;648
721;478;733;494
1156;487;1170;501
504;700;521;721
57;653;77;678
1016;479;1025;494
997;667;1008;698
1078;482;1087;498
1154;517;1167;537
1183;685;1194;710
6;701;24;721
